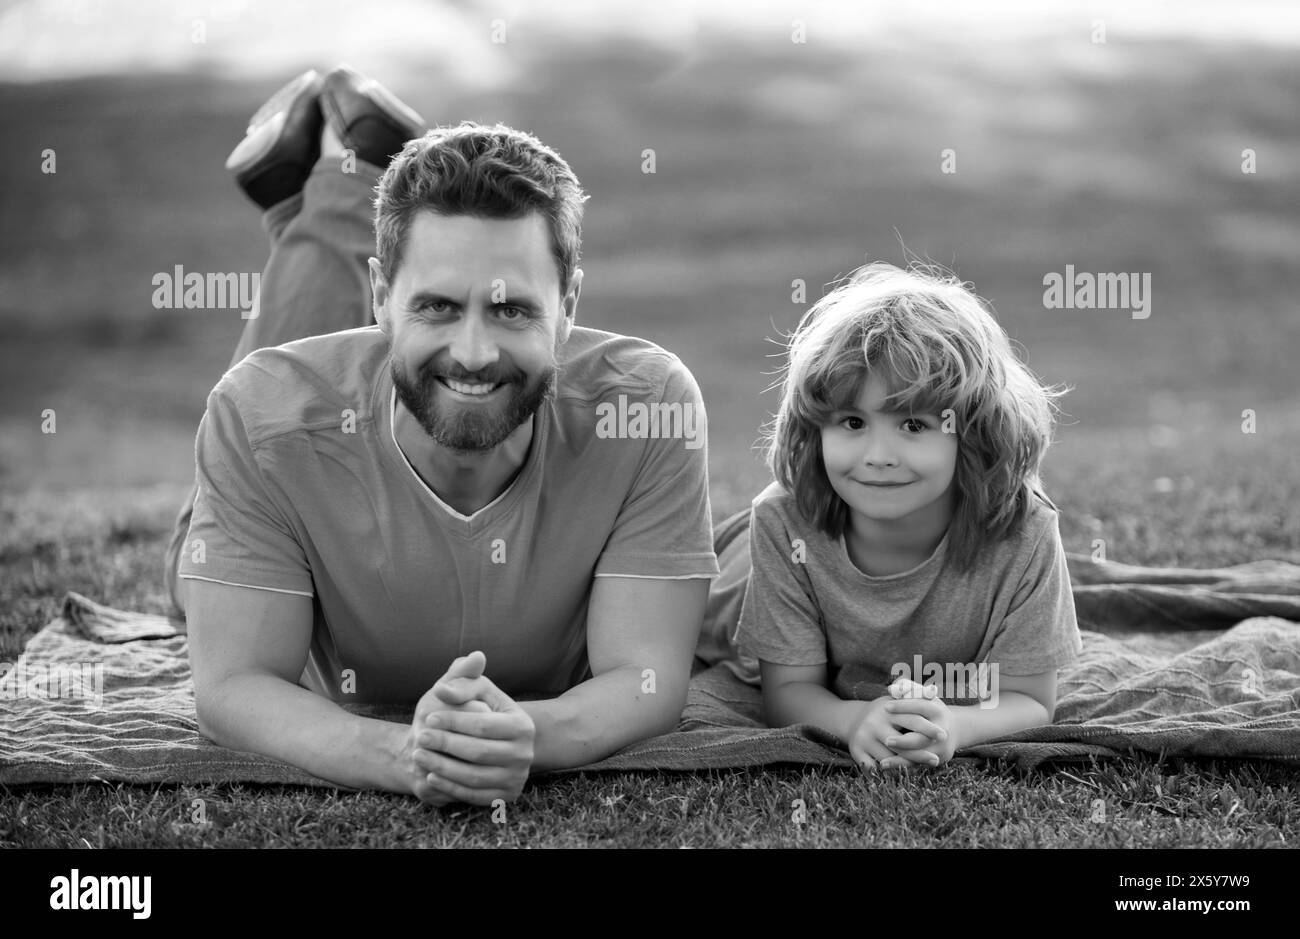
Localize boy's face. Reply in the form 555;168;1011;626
820;372;959;531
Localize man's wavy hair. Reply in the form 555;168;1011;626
374;122;587;294
766;262;1070;574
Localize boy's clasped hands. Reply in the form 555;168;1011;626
849;677;958;772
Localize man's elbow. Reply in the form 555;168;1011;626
193;678;241;747
194;691;227;746
194;702;224;745
635;666;688;736
649;683;688;736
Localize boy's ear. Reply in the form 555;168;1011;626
368;257;390;334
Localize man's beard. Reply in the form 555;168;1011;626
390;354;556;453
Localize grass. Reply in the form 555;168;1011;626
3;759;1295;849
2;29;1300;847
3;420;1299;848
4;35;1300;498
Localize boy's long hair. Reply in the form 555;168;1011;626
766;262;1069;574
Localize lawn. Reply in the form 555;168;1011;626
2;27;1299;847
3;419;1298;848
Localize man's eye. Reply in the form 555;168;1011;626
498;306;527;321
420;300;452;314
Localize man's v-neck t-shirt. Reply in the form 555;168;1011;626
178;325;719;705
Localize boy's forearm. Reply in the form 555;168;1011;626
949;691;1051;749
198;673;409;793
765;681;867;741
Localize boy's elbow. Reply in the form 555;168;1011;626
760;689;797;729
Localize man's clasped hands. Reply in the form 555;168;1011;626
403;651;536;807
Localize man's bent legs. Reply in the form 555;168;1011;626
164;158;385;616
227;158;382;364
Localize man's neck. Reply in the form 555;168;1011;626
393;400;535;517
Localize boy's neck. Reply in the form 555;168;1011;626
846;489;956;572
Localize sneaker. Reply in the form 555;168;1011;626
319;64;425;171
225;69;325;210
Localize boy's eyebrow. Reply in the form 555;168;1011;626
836;403;938;417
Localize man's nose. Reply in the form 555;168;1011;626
448;313;499;374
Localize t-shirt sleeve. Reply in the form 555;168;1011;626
593;357;720;578
176;384;314;597
983;513;1082;676
734;501;828;666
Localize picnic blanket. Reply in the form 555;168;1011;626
3;534;1300;788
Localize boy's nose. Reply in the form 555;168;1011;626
861;437;899;467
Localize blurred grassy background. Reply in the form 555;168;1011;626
1;1;1298;551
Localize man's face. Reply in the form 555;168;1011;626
370;210;579;453
819;372;959;529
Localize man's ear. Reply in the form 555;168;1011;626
558;268;582;344
368;257;391;334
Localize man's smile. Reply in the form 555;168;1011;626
437;377;506;398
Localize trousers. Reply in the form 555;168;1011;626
163;156;385;615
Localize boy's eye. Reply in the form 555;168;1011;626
833;415;929;433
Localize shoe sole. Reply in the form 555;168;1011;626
320;67;425;166
227;70;324;208
248;69;321;133
226;70;322;175
357;78;424;133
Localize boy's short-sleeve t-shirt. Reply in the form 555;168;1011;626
735;481;1081;702
177;324;719;705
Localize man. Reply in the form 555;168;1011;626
165;66;719;807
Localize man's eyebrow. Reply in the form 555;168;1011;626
488;294;543;311
405;290;459;309
404;290;544;311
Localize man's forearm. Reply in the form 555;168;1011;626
518;664;685;772
949;691;1051;749
197;673;408;793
